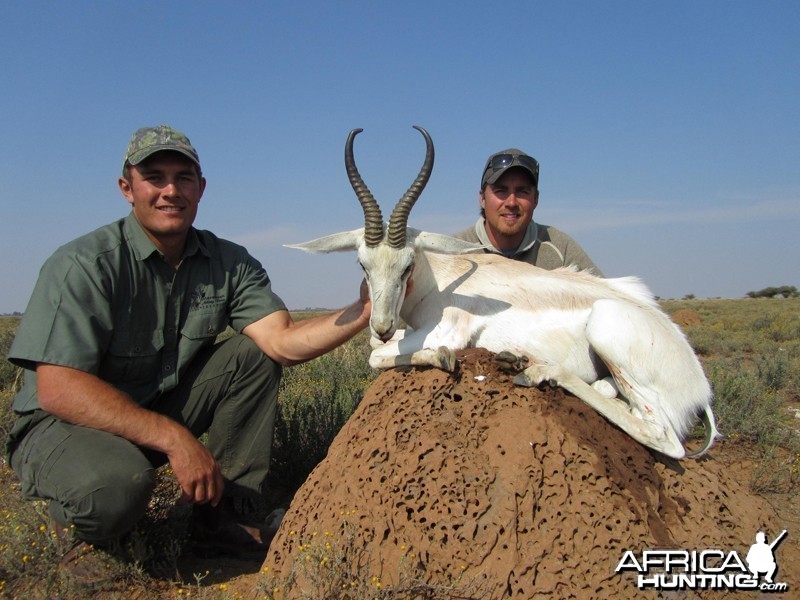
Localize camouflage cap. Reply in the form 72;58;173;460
481;148;539;188
122;125;200;174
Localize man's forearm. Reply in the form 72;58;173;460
283;299;370;364
36;363;188;454
243;296;370;367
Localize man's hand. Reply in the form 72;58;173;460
359;277;372;320
166;429;224;506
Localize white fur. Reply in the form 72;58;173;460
288;227;719;459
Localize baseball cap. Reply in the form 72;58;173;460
481;148;539;188
122;125;200;174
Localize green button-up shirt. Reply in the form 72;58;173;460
9;213;286;413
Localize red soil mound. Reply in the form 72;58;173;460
263;349;798;597
672;308;703;327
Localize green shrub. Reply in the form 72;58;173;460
0;319;22;392
708;359;787;447
270;331;378;491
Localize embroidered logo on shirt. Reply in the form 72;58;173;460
189;285;226;311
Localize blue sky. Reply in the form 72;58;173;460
1;1;798;312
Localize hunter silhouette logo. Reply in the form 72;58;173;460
616;529;790;592
747;530;787;584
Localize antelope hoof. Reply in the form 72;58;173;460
436;346;456;372
494;351;529;374
513;363;554;388
513;372;534;387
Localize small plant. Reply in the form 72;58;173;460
257;514;492;599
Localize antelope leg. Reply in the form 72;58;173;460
514;362;686;459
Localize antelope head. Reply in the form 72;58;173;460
287;126;481;341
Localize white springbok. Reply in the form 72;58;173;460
288;126;719;459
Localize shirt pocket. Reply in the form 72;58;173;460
104;329;165;384
180;312;228;343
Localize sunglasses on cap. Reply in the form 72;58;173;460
484;153;540;179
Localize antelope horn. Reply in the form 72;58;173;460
386;126;434;248
345;128;384;247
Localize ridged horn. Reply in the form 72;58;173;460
345;128;384;247
386;126;434;248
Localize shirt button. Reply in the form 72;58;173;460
207;327;216;334
164;365;172;372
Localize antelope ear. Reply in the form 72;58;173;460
285;228;363;254
411;229;486;255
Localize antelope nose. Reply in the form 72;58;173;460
372;318;395;342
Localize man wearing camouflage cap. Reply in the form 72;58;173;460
6;125;372;584
453;147;602;274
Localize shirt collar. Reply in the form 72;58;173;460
474;217;539;258
123;212;209;262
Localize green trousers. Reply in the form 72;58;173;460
7;334;281;543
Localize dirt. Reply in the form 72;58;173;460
190;349;798;598
671;308;703;327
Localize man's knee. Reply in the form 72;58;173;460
51;459;155;542
221;335;282;403
15;419;158;543
231;334;282;382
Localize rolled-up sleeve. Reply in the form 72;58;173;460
226;248;286;333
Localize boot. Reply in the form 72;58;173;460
190;498;277;557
